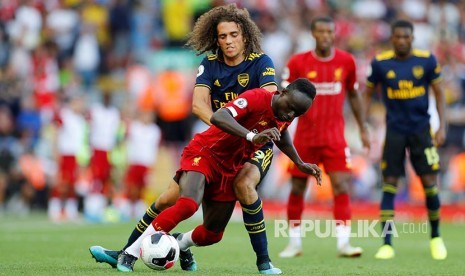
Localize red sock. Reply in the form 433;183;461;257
287;192;304;227
152;197;198;232
334;193;351;225
192;224;223;246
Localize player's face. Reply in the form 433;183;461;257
311;21;335;51
391;27;413;58
274;90;313;122
217;21;246;63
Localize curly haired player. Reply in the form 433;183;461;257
90;4;285;274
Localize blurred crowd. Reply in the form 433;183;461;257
0;0;464;221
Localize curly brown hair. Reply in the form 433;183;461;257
185;4;263;60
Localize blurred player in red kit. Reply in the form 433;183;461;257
280;16;370;258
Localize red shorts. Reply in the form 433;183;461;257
288;143;352;177
176;147;237;202
90;149;111;183
124;164;149;189
59;155;77;184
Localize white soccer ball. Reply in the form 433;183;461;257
139;232;180;270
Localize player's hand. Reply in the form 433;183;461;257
296;163;322;186
434;126;446;147
253;128;281;144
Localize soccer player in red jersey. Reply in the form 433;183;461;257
90;4;281;274
279;16;370;258
49;95;86;222
115;78;322;272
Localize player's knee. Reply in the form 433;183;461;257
420;174;437;187
155;190;178;211
234;166;260;202
332;182;350;195
155;194;175;211
234;179;258;204
233;178;249;194
290;178;307;195
329;173;352;195
192;225;224;246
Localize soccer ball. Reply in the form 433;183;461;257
140;232;180;270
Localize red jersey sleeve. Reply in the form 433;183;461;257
224;89;260;119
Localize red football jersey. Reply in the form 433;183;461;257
184;88;290;173
283;48;358;147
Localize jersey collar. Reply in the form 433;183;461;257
311;48;335;62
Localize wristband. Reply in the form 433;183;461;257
246;132;256;142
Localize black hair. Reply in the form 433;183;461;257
310;16;334;31
287;78;316;100
391;19;414;33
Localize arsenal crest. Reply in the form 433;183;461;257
412;66;424;79
238;73;249;87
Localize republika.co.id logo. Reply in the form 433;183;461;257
274;219;428;238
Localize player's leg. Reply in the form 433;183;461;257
120;165;149;220
375;129;406;259
123;180;179;249
89;179;180;268
327;171;362;257
279;176;306;258
324;145;362;257
233;146;281;274
409;128;446;260
420;174;447;260
175;200;236;271
49;155;71;222
117;171;204;272
85;150;110;222
280;145;319;258
374;174;398;260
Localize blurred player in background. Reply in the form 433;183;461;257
84;92;120;222
49;94;86;222
365;19;447;260
280;16;369;258
118;111;161;220
116;78;321;273
90;4;282;274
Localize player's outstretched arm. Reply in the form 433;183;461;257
210;108;280;143
274;130;322;185
210;108;258;139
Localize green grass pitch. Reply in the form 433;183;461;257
1;214;463;275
